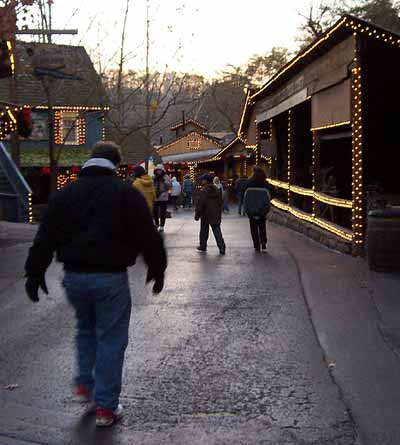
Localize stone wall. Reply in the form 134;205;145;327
268;208;352;255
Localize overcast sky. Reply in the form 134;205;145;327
44;0;313;78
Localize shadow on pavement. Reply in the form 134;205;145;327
72;415;122;445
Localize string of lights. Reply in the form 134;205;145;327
251;18;347;100
345;19;400;47
30;105;110;111
311;121;351;132
6;41;15;74
351;64;364;248
28;193;33;223
267;179;353;208
271;198;353;241
158;130;223;156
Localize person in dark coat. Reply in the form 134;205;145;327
153;164;172;232
195;173;226;255
25;141;167;428
244;166;272;252
235;175;249;216
182;174;194;208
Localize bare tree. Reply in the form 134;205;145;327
297;1;338;47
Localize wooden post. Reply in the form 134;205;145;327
223;159;228;180
270;118;277;179
312;131;321;218
287;110;292;206
9;38;20;167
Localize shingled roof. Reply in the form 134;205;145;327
0;41;107;108
170;119;207;132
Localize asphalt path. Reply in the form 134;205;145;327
1;211;398;444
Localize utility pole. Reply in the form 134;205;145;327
48;0;52;43
9;38;20;166
145;0;151;168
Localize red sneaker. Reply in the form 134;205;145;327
96;404;124;427
73;385;93;403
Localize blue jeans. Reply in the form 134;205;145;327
63;271;132;411
183;192;192;208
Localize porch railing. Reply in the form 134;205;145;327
267;179;353;242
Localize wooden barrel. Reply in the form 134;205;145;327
367;208;400;272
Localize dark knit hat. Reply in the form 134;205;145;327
199;173;213;183
133;165;146;178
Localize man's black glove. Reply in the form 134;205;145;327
146;270;165;294
25;276;48;303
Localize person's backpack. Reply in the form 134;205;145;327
244;187;271;218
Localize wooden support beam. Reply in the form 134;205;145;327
16;29;78;35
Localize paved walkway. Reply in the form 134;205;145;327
0;213;400;444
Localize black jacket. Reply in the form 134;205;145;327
195;184;223;225
25;167;167;277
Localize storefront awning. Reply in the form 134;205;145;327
161;149;221;163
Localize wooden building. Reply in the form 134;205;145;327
157;119;262;182
0;42;107;154
0;41;109;203
157;119;225;180
238;15;400;255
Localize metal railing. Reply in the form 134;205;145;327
0;142;32;222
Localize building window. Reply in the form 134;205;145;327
56;111;86;145
61;111;79;145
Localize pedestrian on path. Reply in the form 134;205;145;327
170;177;182;210
243;166;271;252
235;175;249;216
132;165;156;212
214;176;229;214
195;173;226;255
24;141;167;428
182;174;194;208
153;164;172;232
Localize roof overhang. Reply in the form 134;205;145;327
161;148;221;163
238;15;400;137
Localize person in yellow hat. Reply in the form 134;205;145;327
132;165;156;212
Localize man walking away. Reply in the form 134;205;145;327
182;174;194;208
243;166;271;252
235;175;249;216
195;173;226;255
153;164;172;232
170;177;182;211
132;165;156;211
25;142;167;428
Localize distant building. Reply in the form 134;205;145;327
0;41;108;166
0;41;109;204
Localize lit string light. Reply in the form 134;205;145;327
311;121;351;132
351;65;364;248
28;193;33;223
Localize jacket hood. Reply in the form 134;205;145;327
204;184;220;199
135;174;153;189
154;164;166;173
82;158;117;171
